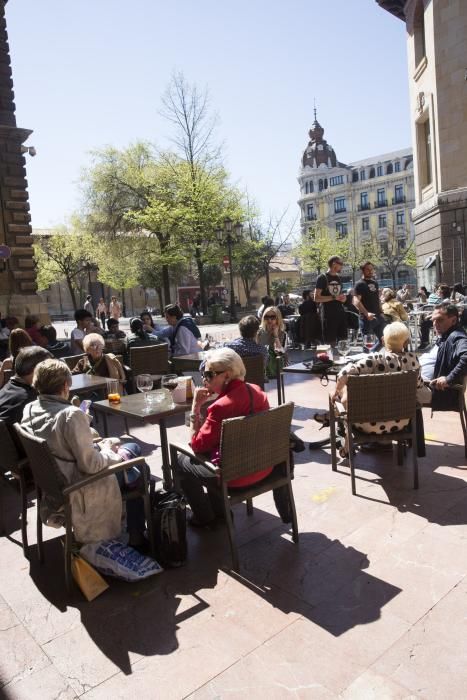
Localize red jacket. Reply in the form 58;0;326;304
190;379;272;487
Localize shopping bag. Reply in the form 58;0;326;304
151;490;187;567
71;553;109;601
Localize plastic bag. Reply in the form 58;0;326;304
80;540;163;582
151;490;187;568
71;553;109;601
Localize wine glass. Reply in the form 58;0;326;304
364;334;375;351
348;329;356;346
337;339;350;359
162;374;178;394
136;373;153;410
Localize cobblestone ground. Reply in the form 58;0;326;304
1;348;466;699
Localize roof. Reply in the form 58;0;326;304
348;147;413;169
376;0;406;21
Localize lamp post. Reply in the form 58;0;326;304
216;217;243;323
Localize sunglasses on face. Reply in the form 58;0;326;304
264;315;277;320
201;369;224;381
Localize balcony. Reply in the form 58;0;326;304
392;196;406;205
334;207;346;214
305;214;317;221
357;203;371;212
374;200;388;208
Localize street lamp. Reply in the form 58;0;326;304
216;217;243;323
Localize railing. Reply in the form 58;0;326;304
334;207;346;214
374;200;388;208
392;196;406;205
357;203;371;211
305;214;317;221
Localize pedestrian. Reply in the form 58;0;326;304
314;255;347;346
109;296;122;320
96;297;107;329
83;295;94;317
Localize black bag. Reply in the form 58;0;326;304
151;490;187;567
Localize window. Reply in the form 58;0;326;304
369;167;375;178
336;221;348;237
362;217;369;232
361;192;368;206
359;169;366;181
396;210;405;225
377;165;383;177
380;242;389;257
414;0;426;68
394;184;404;203
386;163;393;175
319;178;328;191
352;171;359;183
305;181;309;194
379;214;387;229
330;175;344;187
377;188;386;206
306;204;314;220
423;119;432;186
394;161;401;172
334;197;346;213
398;239;406;252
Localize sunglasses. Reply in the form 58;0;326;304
202;369;224;381
264;315;277;320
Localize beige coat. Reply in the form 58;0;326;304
21;396;122;543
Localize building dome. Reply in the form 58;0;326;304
301;112;338;169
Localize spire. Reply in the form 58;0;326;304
313;98;317;123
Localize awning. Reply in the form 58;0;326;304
423;253;439;270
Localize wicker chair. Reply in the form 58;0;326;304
329;371;419;495
170;402;297;571
242;354;265;389
14;423;155;593
63;354;86;371
129;345;169;390
0;419;30;556
425;376;467;458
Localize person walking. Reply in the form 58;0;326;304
109;296;122;320
83;295;94;317
96;298;107;329
314;256;347;346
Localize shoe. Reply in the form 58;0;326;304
313;412;330;429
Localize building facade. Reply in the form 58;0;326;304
297;114;416;288
377;0;467;290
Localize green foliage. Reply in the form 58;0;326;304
298;222;346;275
270;279;293;297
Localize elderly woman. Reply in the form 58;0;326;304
332;322;430;456
257;306;287;378
381;288;409;323
21;359;147;545
173;348;271;527
71;332;125;383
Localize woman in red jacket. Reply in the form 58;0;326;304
174;347;271;527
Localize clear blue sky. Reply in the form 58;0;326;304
7;0;409;229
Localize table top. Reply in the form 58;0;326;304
92;391;190;422
70;374;110;393
173;352;206;361
282;361;339;375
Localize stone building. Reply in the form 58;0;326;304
298;113;416;288
0;0;47;323
377;0;467;290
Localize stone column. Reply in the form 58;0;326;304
0;0;48;322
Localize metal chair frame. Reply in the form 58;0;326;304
0;419;30;556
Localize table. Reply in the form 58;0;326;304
70;374;110;396
92;392;190;488
172;352;206;373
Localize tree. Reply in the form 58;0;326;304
377;225;417;288
33;227;95;310
92;236;142;316
297;222;346;278
159;72;245;313
270;278;293;298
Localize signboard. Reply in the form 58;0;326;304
223;255;230;271
0;245;11;260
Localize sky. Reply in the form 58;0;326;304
7;0;410;231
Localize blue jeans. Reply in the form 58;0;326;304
359;315;387;351
115;441;148;537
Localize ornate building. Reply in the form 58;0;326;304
377;0;467;289
298;112;416;287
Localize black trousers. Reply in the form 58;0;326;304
174;454;224;525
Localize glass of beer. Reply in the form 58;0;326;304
106;378;121;404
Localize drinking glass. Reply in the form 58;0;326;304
136;373;153;410
364;334;375;350
161;374;178;393
348;329;357;345
106;378;121;404
337;339;350;358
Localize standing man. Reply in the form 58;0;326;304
84;295;94;317
353;261;386;350
314;256;347;346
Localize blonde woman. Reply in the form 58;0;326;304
381;288;409;323
257;306;287;378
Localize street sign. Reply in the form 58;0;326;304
0;245;11;259
223;255;230;271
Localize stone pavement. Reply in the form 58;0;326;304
1;355;466;699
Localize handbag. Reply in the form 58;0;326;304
71;553;109;601
151;490;187;567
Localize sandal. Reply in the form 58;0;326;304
313;412;330;429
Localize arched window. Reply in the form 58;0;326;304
387;163;393;174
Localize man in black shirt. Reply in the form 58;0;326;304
314;256;347;345
353;261;386;350
0;346;51;426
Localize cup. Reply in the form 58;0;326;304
106;378;121;404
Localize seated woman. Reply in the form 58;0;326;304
256;306;287;378
125;317;168;363
0;328;34;387
71;333;125;385
381;288;409;323
140;310;163;336
21;359;147;546
173;348;271;527
332;322;430;456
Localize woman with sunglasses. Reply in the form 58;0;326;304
173;348;271;527
257;306;287;378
